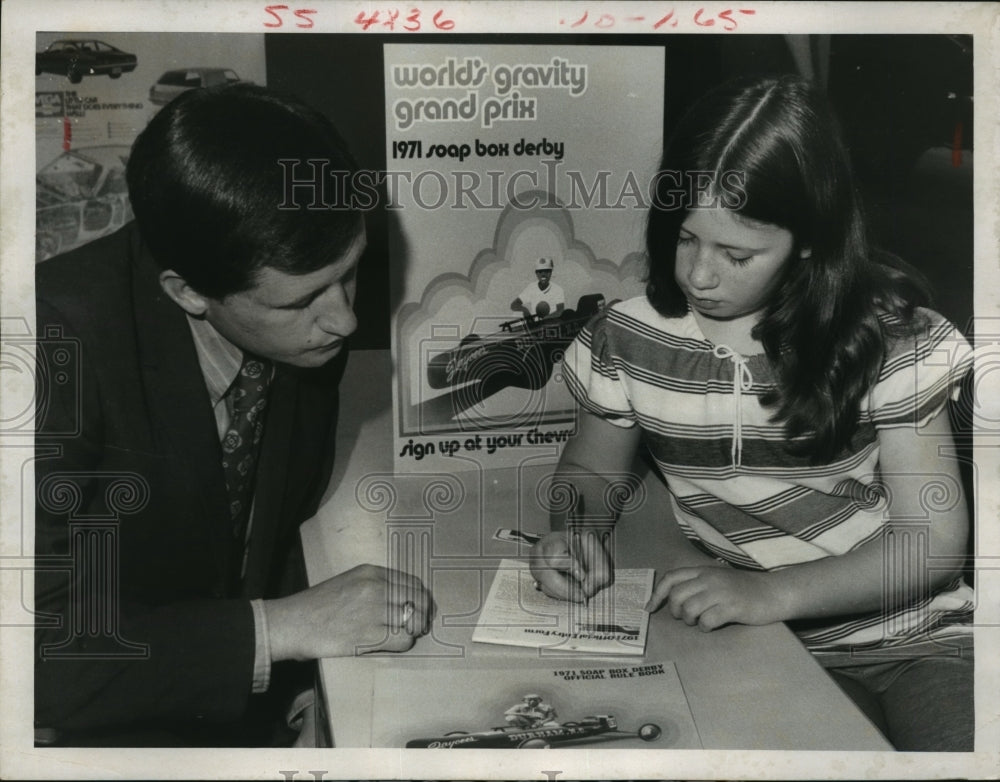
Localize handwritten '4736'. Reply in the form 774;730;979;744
354;8;456;31
262;5;456;30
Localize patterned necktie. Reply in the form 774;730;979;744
221;353;273;581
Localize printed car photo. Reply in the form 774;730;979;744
149;68;246;106
35;146;133;261
35;39;137;84
427;293;608;392
405;714;663;749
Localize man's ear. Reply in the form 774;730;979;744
799;246;812;260
159;270;211;316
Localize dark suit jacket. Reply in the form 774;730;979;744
34;223;345;744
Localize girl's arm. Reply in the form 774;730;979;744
530;409;642;602
646;408;969;629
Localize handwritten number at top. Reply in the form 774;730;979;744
261;5;754;33
353;8;456;32
263;5;317;28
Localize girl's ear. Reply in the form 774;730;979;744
799;246;812;259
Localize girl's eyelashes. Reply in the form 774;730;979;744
677;232;753;266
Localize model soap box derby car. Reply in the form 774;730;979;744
405;715;662;749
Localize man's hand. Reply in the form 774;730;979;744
264;564;434;661
644;566;790;631
529;528;613;603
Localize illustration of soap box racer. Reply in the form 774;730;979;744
405;713;662;748
426;292;608;391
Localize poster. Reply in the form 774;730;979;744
1;2;998;781
386;44;658;471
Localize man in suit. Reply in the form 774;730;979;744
34;83;432;746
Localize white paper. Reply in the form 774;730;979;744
472;558;653;655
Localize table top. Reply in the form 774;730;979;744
300;349;893;750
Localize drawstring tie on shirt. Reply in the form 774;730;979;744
712;344;754;469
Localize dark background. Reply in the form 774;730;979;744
266;33;974;350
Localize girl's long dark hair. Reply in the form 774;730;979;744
646;75;930;463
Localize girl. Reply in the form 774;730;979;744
530;75;975;752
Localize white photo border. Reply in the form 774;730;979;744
2;1;999;779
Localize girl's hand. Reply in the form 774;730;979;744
529;529;613;603
644;566;790;631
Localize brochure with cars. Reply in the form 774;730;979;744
34;32;265;262
370;659;701;749
472;558;654;656
386;43;663;473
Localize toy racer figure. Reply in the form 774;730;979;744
504;694;559;728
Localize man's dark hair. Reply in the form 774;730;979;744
126;83;363;298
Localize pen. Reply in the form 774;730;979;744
493;528;542;545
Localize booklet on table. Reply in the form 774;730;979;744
472;558;654;656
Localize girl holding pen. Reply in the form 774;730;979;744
529;75;974;751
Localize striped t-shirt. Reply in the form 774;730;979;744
563;295;975;653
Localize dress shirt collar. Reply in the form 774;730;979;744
186;315;244;407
